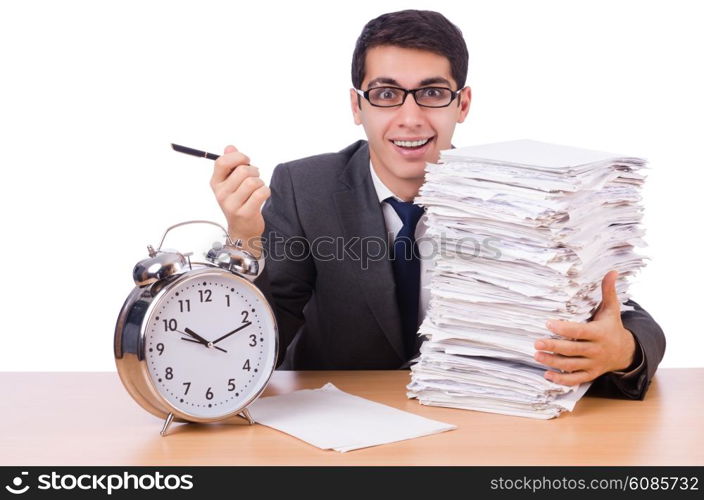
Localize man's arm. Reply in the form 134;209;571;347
588;299;666;399
210;146;314;368
256;163;316;367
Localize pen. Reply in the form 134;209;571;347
171;143;220;160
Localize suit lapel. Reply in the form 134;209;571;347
332;142;405;362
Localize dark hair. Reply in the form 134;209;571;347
351;10;469;90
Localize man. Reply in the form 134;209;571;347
209;10;665;399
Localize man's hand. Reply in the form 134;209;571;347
533;270;637;386
210;145;270;257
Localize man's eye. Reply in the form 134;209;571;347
420;88;442;98
372;88;400;100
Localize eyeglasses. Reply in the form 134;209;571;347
354;86;462;108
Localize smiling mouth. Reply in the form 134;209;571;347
391;137;434;149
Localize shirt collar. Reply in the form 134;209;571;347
369;160;401;203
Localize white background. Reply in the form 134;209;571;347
1;0;701;371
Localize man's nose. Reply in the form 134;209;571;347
395;93;426;127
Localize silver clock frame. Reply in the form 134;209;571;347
114;225;278;437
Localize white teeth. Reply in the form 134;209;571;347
393;138;430;148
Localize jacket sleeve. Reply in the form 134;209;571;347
253;163;316;367
587;299;666;400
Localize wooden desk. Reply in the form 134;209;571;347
1;369;702;465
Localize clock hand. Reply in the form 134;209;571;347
177;328;228;353
212;322;252;345
183;327;211;345
180;336;228;353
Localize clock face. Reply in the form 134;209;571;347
143;269;277;419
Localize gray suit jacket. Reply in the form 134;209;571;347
254;140;666;400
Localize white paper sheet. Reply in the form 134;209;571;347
442;139;640;170
248;383;456;452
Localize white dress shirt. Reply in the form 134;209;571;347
369;161;434;324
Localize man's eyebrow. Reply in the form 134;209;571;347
366;77;399;88
419;77;452;87
365;76;453;88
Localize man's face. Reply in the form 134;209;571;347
350;45;471;187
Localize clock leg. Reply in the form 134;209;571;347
240;408;255;425
160;412;175;437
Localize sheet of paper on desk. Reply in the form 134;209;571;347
247;383;455;452
408;140;648;419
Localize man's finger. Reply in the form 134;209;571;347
546;319;595;340
212;150;251;185
239;184;271;216
534;338;593;357
545;370;592;386
221;175;265;214
218;165;261;197
534;352;591;373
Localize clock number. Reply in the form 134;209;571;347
249;334;257;347
241;310;249;323
178;299;191;313
228;379;236;391
165;367;173;380
225;294;230;307
243;359;251;371
206;387;214;400
198;289;212;303
183;382;191;395
162;319;177;332
156;343;165;355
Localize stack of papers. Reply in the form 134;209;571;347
407;139;648;419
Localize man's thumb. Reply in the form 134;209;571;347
601;270;620;312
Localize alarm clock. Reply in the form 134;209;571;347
114;220;278;436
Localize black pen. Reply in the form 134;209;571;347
171;143;220;160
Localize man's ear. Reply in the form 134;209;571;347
350;88;363;125
457;86;472;124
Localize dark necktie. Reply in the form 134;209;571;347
384;197;425;359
